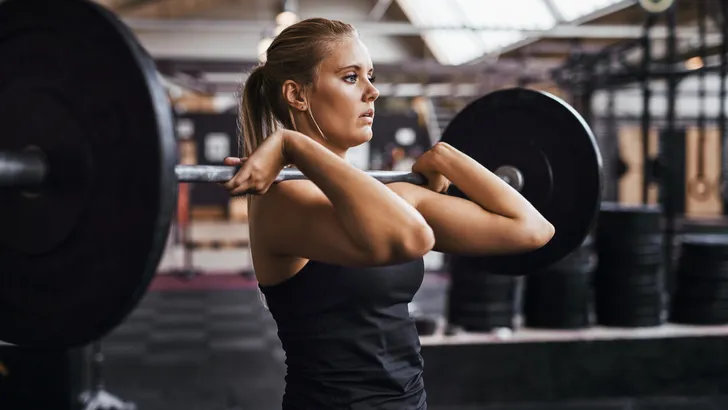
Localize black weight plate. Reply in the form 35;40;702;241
670;307;728;325
524;312;591;329
0;0;177;348
598;202;663;232
680;234;728;258
449;257;522;283
441;88;602;276
448;286;517;304
549;250;598;273
675;258;728;280
598;315;665;328
448;302;517;315
674;279;728;299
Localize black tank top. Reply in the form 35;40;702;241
259;258;427;410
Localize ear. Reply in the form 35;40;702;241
282;80;308;112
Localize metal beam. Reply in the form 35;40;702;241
520;41;606;55
369;0;393;20
541;0;566;24
119;0;233;19
470;0;637;64
93;0;145;11
124;19;717;40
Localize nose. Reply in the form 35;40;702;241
364;83;379;103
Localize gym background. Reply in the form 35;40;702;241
3;0;728;409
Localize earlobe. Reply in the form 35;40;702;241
282;80;307;112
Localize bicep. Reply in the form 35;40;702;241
390;184;536;255
252;182;383;267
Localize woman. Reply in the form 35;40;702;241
221;18;554;410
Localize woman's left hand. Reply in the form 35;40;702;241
412;143;451;194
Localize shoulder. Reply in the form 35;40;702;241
251;180;322;215
248;180;328;234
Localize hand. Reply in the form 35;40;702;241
412;144;451;194
220;131;288;196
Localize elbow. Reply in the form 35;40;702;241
520;217;555;251
370;222;435;264
398;222;436;259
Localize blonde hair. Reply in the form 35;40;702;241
238;18;358;157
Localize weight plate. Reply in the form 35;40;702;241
674;278;728;299
680;234;728;259
524;312;591;330
597;315;665;328
598;202;663;232
442;88;603;276
0;0;177;348
670;307;728;325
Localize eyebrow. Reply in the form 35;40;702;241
337;64;374;73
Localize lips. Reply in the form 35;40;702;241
360;109;374;118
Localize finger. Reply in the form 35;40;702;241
223;157;243;166
221;163;252;190
223;173;246;192
230;182;253;196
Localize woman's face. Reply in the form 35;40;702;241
304;36;379;151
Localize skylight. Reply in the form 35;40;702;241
396;0;629;65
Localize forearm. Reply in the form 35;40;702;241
284;131;433;258
430;142;540;220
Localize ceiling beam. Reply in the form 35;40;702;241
469;0;638;64
118;0;234;19
124;19;717;40
155;57;563;79
93;0;146;11
369;0;393;21
541;0;566;24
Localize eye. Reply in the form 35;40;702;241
368;75;377;83
343;74;358;83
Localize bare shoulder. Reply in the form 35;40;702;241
251;179;323;216
248;180;319;285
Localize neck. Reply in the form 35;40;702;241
292;113;348;159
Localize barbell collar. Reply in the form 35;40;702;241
494;165;525;192
0;150;47;188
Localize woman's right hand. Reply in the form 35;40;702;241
221;130;289;196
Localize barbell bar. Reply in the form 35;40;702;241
0;152;535;188
0;0;603;349
0;151;428;187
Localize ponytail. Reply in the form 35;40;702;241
239;66;275;157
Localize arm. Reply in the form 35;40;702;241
255;131;435;266
389;142;554;255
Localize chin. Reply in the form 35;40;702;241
351;129;373;146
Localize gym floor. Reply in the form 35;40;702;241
83;222;728;410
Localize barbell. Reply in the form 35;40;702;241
0;0;603;349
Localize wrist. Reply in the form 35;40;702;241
281;130;300;165
428;142;458;172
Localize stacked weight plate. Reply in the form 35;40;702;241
447;256;519;331
671;234;728;325
523;235;597;329
594;203;667;327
